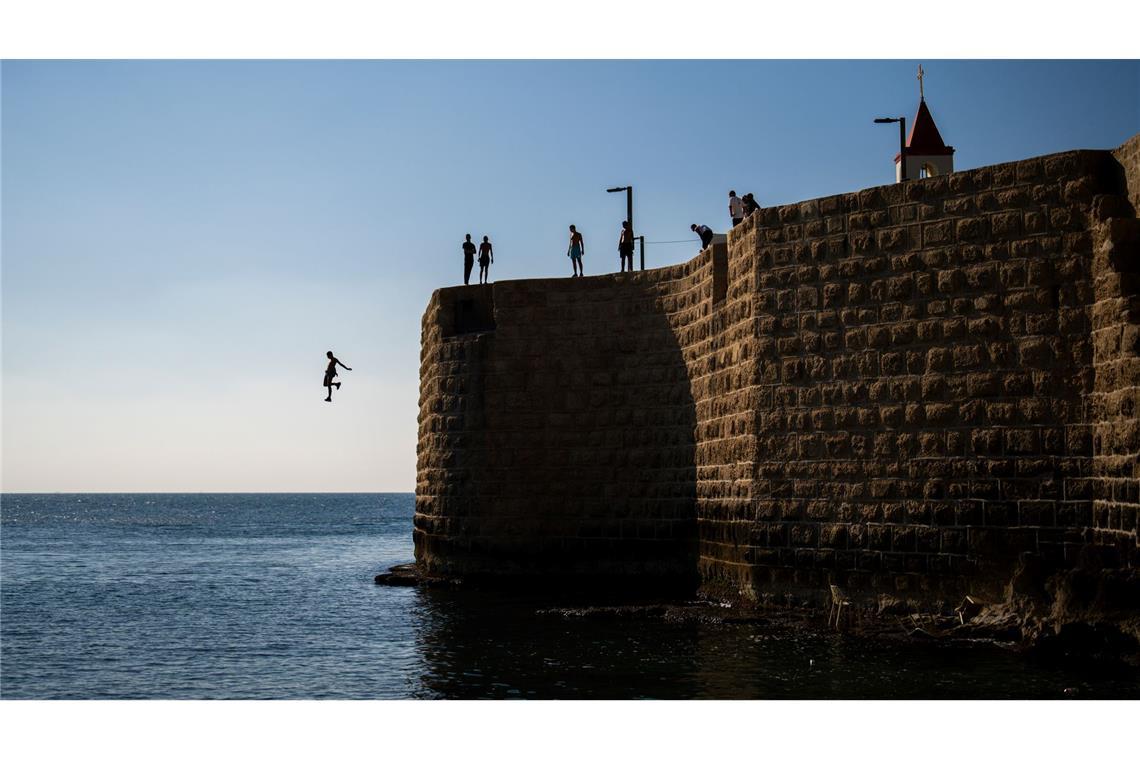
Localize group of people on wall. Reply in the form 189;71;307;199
459;189;761;284
690;189;762;248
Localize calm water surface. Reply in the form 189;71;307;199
2;493;1137;699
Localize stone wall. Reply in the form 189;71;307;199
1114;133;1140;214
1091;135;1140;565
716;147;1138;602
415;136;1140;603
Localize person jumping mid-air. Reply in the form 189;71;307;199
324;351;352;402
567;224;585;277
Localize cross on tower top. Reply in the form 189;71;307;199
917;64;925;100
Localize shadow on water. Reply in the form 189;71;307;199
409;586;1140;699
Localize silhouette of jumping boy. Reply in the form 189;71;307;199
324;351;352;402
567;224;585;277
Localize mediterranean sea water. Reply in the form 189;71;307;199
2;493;1137;699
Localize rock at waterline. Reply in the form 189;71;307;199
374;563;419;586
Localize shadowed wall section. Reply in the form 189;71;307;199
415;137;1140;601
416;268;706;587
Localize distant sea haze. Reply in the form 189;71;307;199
2;493;1137;698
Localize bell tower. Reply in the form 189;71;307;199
896;65;955;181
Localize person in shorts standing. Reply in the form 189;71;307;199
567;224;585;278
478;235;494;284
618;220;635;273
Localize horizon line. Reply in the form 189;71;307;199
1;490;415;495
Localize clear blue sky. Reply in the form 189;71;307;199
2;60;1137;492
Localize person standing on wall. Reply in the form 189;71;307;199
618;220;635;273
729;190;744;227
462;234;477;285
478;235;494;284
691;223;714;249
567;224;585;278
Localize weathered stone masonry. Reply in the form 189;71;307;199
415;136;1140;604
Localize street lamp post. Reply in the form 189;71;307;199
607;185;640;270
874;116;908;182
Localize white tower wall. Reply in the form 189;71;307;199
895;153;955;182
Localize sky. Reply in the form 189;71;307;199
2;60;1138;492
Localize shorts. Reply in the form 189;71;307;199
323;371;336;387
570;246;583;260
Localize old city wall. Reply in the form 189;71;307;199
415;138;1140;603
713;145;1139;603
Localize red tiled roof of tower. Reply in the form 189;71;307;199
906;98;955;156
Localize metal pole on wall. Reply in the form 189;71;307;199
899;117;908;182
626;186;633;256
607;185;637;270
874;116;908;182
637;235;645;271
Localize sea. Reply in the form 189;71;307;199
2;492;1137;699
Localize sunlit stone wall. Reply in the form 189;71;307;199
415;137;1140;601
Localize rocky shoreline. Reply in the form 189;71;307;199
376;559;1140;665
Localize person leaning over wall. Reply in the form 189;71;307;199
691;223;714;249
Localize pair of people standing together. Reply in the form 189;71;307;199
461;234;494;285
565;221;635;278
728;190;760;227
